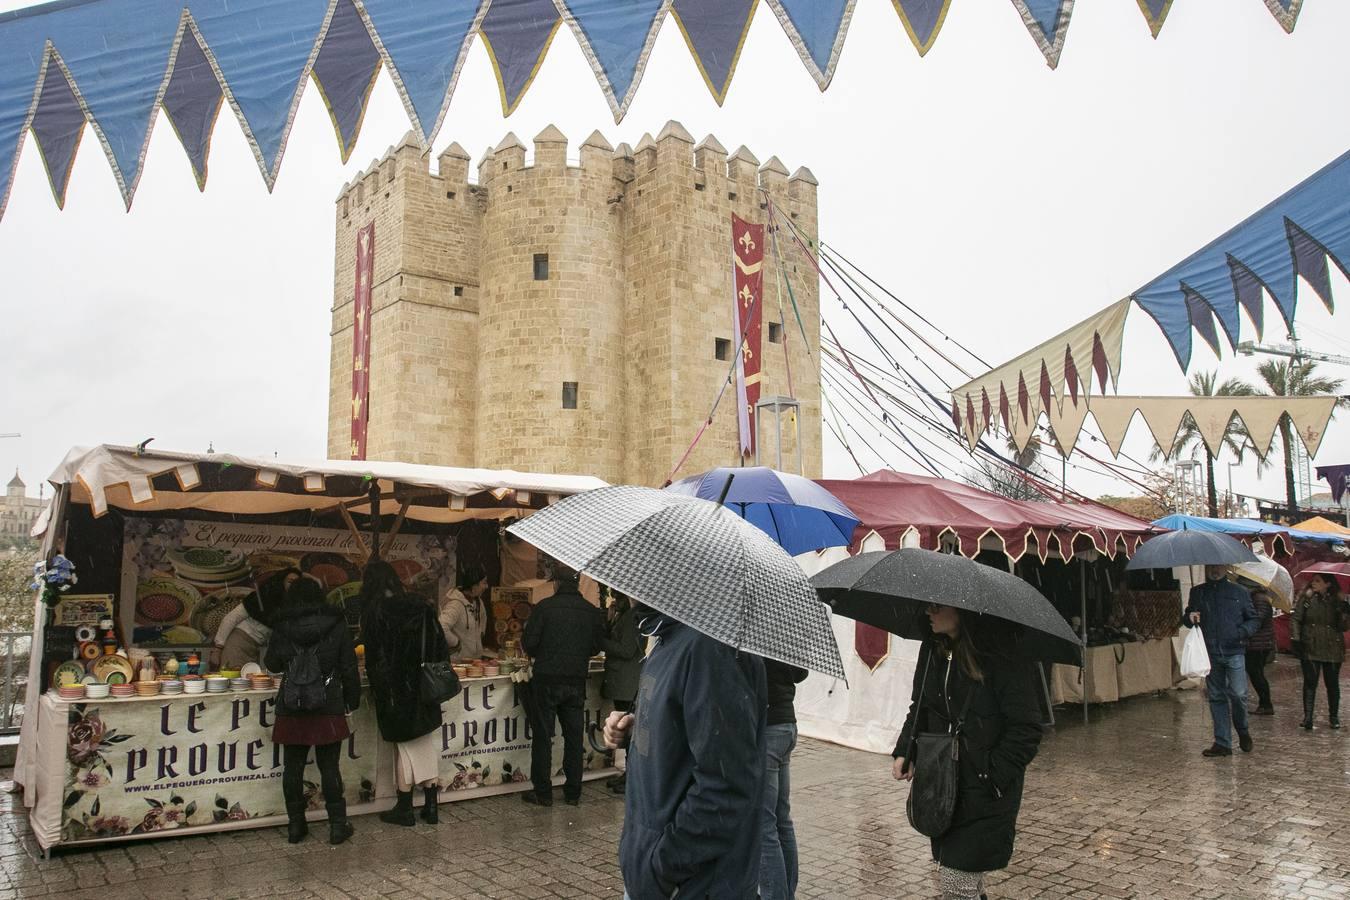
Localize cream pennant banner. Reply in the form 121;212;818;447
1288;397;1339;457
1047;396;1092;456
1233;402;1285;458
1090;400;1138;457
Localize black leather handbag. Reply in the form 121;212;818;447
906;651;974;839
419;612;460;706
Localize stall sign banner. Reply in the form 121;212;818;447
121;517;455;647
732;213;765;456
351;223;375;460
434;677;611;794
59;695;380;844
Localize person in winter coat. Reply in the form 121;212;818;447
215;567;297;670
360;560;451;826
1290;573;1350;730
602;607;769;900
520;563;603;806
601;591;641;795
892;605;1042;900
439;565;489;661
264;576;361;845
1184;565;1259;756
760;659;808;900
1244;587;1277;715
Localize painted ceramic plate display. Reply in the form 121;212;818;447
135;577;200;626
300;552;360;589
52;661;86;688
91;654;134;685
191;587;250;640
167;547;249;585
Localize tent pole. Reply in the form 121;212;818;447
1081;557;1089;725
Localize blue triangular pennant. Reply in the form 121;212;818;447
161;21;224;191
670;0;758;104
29;52;86;210
1264;0;1304;34
557;0;668;121
478;0;561;116
191;0;331;188
311;0;382;163
1010;0;1074;68
0;7;48;221
361;0;485;145
1136;0;1173;38
893;0;952;56
53;2;182;208
766;0;856;89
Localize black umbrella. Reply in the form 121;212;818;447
1124;529;1258;570
811;548;1083;665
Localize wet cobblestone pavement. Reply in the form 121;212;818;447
2;655;1346;899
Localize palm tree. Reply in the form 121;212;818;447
1149;370;1264;517
1255;358;1346;514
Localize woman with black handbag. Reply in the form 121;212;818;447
360;560;453;827
891;604;1043;900
265;576;361;845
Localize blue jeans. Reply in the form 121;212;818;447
1206;653;1249;749
759;723;799;899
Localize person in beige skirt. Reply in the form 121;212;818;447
360;561;449;825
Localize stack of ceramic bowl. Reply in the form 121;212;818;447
465;663;484;678
249;673;273;691
110;683;135;699
230;676;251;692
184;677;207;695
160;679;184;696
482;662;500;677
206;676;229;694
86;682;111;700
135;680;161;697
57;683;86;700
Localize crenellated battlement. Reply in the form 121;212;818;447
328;122;821;485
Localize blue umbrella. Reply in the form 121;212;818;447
1124;528;1258;570
665;466;861;555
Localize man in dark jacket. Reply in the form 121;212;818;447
1184;565;1259;757
760;659;807;899
521;564;603;806
604;609;768;900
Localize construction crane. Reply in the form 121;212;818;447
1237;341;1350;367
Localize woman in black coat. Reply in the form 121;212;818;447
359;560;450;826
892;605;1043;900
601;591;641;794
264;577;361;845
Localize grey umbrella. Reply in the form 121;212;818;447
1124;529;1258;570
812;548;1084;665
507;485;845;679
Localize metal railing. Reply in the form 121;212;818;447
0;631;32;735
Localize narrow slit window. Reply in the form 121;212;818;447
453;286;464;297
562;382;578;409
533;253;549;280
714;338;731;361
768;323;783;344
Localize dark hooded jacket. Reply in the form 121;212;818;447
619;615;767;900
894;641;1042;873
602;600;642;703
264;603;360;719
361;590;449;743
522;587;603;685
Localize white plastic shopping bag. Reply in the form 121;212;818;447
1180;626;1211;679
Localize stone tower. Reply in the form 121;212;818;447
328;123;822;486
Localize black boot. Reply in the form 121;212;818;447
1330;693;1340;729
380;790;416;827
1302;684;1316;730
326;801;354;845
285;801;309;844
420;786;439;824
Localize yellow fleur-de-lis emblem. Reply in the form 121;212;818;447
742;340;754;361
354;356;363;373
738;230;756;253
352;394;362;419
739;284;754;307
350;440;361;457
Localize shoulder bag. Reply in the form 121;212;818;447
419;609;461;706
906;649;975;839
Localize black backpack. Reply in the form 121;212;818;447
283;640;331;712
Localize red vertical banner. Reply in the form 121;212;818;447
350;224;374;460
732;214;764;456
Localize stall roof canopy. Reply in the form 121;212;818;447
35;444;607;533
816;469;1158;563
1151;513;1348;555
0;0;1309;220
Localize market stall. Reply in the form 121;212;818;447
16;445;612;852
795;470;1166;754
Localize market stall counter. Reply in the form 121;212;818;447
16;445;615;852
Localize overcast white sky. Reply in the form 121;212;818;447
1;0;1348;510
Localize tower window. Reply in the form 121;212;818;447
533;254;549;280
714;338;731;361
768;323;783;344
453;286;464;297
446;190;456;200
562;382;578;409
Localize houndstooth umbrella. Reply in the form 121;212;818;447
507;485;845;679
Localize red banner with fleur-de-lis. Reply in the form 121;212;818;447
732;214;764;457
350;224;374;460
